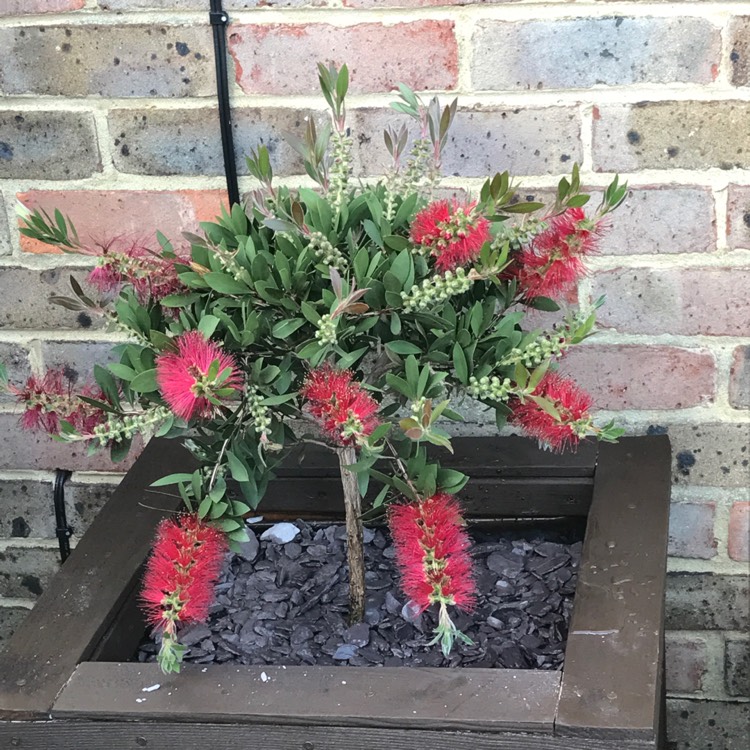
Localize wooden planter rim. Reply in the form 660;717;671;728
0;435;671;750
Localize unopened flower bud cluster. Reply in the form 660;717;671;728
315;313;338;345
495;218;548;251
404;138;434;193
214;250;252;285
308;231;348;271
246;386;272;436
328;131;353;211
467;375;513;402
402;267;473;312
410;396;427;417
93;405;172;446
500;313;589;369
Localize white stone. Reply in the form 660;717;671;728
261;522;299;545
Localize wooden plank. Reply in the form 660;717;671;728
0;439;197;720
0;720;657;750
556;435;671;744
277;437;597;479
260;476;592;520
53;662;559;734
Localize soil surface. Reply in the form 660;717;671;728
137;520;583;670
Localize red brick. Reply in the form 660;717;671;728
559;345;715;409
668;502;717;560
593;267;750;336
665;634;709;693
728;502;749;562
0;0;83;14
17;190;226;254
599;186;715;256
729;346;750;409
229;22;458;95
726;185;750;250
0;414;141;472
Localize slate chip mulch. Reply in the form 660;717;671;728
137;520;583;670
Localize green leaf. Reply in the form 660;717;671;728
150;473;195;487
525;296;561;312
386;340;421;356
198;315;220;338
452;343;469;385
260;392;297;406
383;235;410;253
198;497;212;519
129;368;158;393
272;318;306;339
110;436;132;463
204;272;250;295
227;451;250;482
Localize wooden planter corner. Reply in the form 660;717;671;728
0;435;671;750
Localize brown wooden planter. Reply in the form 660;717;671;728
0;434;671;750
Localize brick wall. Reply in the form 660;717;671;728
0;0;748;745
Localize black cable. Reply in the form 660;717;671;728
53;469;73;564
210;0;240;208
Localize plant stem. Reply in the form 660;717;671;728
336;445;365;624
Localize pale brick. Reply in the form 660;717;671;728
0;414;141;472
109;107;308;176
0;545;60;598
345;0;510;5
666;573;749;631
726;184;750;250
40;340;118;384
729;16;750;87
728;502;749;562
667;699;750;750
0;342;31;404
730;346;750;410
354;106;581;178
0;605;29;650
18;190;226;254
0;480;56;539
0;480;116;540
0;26;214;98
599;187;716;256
0;111;100;180
668;502;717;560
0;268;103;331
100;0;326;7
593;266;750;336
0;193;9;256
228;21;458;95
0;0;83;14
559;345;715;410
655;422;750;489
471;18;719;91
593;101;750;171
725;634;750;697
665;634;709;693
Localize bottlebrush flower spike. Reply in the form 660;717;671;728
411;200;490;273
301;364;380;446
155;331;242;421
12;368;108;436
88;240;187;306
388;493;476;657
509;372;594;452
516;207;603;299
141;514;227;673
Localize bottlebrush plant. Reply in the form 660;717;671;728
5;63;626;673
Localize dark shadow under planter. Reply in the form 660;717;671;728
0;435;671;750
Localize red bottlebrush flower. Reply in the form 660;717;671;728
411;200;490;273
516;208;603;300
87;240;187;305
301;364;380;446
155;331;242;421
12;368;108;436
509;372;593;452
388;493;476;613
140;514;226;636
